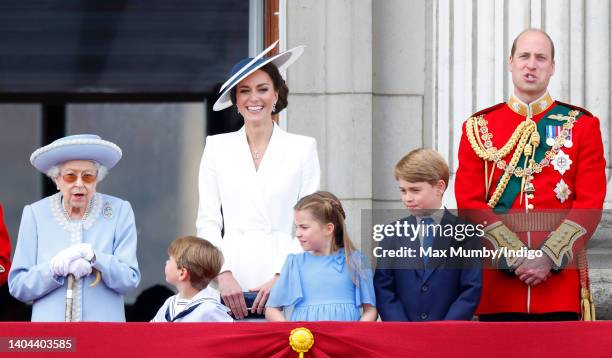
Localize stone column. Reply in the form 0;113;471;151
430;0;612;317
372;0;427;212
285;0;373;243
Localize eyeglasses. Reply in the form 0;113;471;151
61;172;97;184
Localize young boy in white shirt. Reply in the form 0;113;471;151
152;236;232;322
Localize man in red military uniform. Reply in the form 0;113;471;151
456;28;606;321
0;203;11;286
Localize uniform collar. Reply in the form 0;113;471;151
507;92;553;117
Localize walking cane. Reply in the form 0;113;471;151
65;269;101;322
65;274;75;322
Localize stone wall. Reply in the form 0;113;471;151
285;0;612;316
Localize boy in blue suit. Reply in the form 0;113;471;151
374;149;482;321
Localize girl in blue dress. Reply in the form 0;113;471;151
266;191;377;321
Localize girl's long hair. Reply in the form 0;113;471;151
294;191;363;284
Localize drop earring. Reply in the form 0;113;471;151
272;102;277;113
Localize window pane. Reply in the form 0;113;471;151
67;103;205;302
0;105;42;248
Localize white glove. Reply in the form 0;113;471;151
50;243;95;277
50;248;83;277
68;243;95;261
68;258;92;280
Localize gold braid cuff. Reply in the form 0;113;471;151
483;221;526;267
541;219;586;268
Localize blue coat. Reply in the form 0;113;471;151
373;210;482;321
9;193;140;321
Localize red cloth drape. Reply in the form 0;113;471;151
0;204;11;286
2;321;612;357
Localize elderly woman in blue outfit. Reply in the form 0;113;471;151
197;42;320;319
9;135;140;321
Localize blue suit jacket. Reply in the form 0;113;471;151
373;210;482;321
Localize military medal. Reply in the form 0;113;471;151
103;202;113;219
552;150;572;175
554;179;571;203
546;125;556;146
564;128;573;148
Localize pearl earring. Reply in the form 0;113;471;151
272;103;277;112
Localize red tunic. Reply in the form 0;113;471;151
455;98;606;314
0;204;11;286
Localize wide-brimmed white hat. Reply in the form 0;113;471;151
212;41;305;111
30;134;122;173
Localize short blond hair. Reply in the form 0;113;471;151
168;236;223;290
394;148;449;189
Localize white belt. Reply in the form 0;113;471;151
225;228;285;236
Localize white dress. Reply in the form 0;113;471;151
196;123;320;290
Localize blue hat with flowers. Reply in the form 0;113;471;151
212;41;305;111
30;134;122;173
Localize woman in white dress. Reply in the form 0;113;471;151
197;42;320;319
